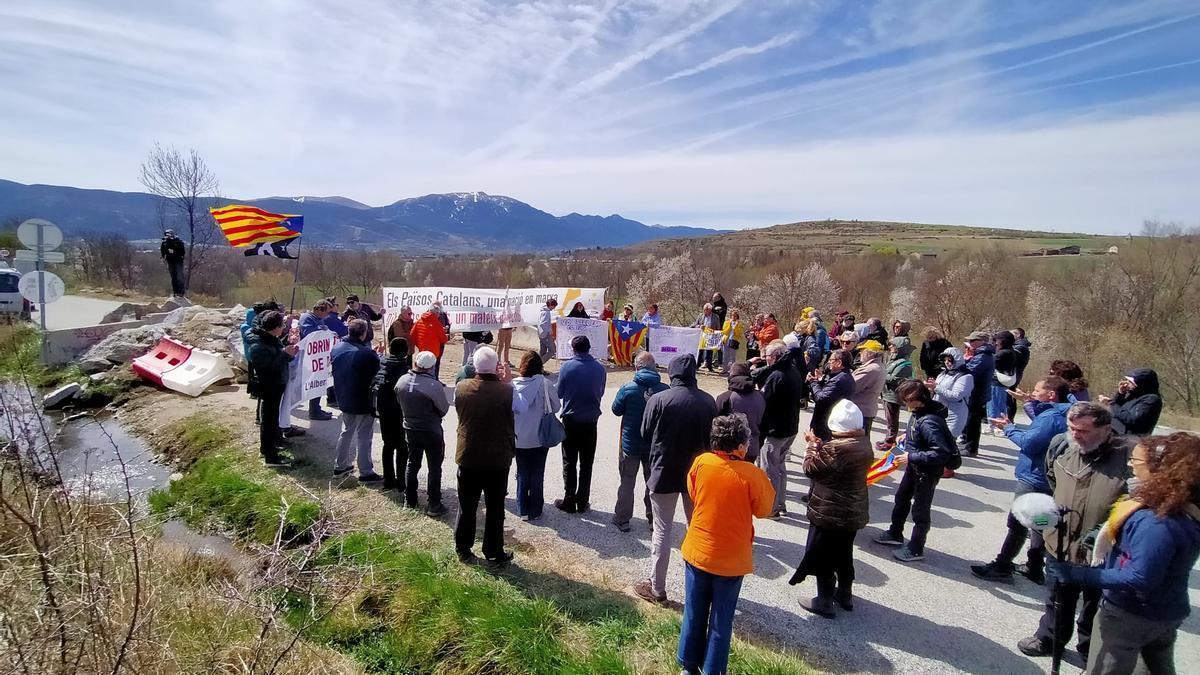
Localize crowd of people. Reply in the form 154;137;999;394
237;293;1196;675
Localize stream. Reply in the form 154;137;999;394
1;380;249;566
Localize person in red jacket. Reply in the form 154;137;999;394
409;306;449;379
677;414;775;675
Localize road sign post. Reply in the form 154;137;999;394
16;219;66;362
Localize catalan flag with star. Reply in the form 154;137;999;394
609;319;647;366
209;204;304;248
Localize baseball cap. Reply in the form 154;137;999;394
413;351;437;370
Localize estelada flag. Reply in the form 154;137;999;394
609;319;647;366
867;441;903;485
209;204;304;247
244;236;299;259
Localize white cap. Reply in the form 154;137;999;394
472;346;498;374
413;351;437;370
827;400;864;434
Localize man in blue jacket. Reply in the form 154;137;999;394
299;300;334;421
958;331;995;457
331;319;382;482
555;335;607;513
610;351;668;532
970;376;1072;584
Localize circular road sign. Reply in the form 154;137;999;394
19;270;66;304
17;219;64;251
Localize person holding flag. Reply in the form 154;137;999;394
609;315;648;367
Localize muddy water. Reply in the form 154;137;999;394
1;380;249;567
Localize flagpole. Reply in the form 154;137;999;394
288;236;304;315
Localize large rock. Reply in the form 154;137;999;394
82;324;168;365
100;301;160;324
159;296;193;312
226;328;247;369
43;383;81;410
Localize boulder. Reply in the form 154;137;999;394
226;328;247;369
43;383;81;410
79;357;114;375
159;296;193;312
160;305;207;327
100;301;160;324
82;325;167;365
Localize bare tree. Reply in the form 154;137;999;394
139;143;220;288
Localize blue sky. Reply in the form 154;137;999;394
1;0;1198;233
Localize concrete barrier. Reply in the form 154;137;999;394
43;320;147;365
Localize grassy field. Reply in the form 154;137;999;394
630;219;1127;256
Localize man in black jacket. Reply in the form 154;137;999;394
246;310;298;466
160;229;186;297
754;340;804;518
875;380;957;562
1099;368;1162;437
634;354;717;604
374;337;410;491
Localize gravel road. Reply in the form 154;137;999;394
290;356;1199;674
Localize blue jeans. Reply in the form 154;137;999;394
678;562;744;675
987;383;1009;420
514;447;549;518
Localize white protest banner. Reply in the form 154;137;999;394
299;329;337;401
554;317;609;360
380;286;605;333
648;325;701;366
698;328;723;351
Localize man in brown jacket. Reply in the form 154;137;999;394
1017;402;1130;664
453;346;519;568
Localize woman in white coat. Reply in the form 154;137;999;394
928;347;974;437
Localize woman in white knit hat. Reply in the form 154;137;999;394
789;399;874;618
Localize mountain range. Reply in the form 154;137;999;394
0;179;718;253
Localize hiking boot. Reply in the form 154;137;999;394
970;562;1014;584
554;499;576;514
1016;563;1045;585
307;410;333;421
426;503;449;518
633;580;666;605
1017;636;1051;657
873;531;904;547
892;547;924;563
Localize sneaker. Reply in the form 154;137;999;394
358;473;384;483
1017;636;1051;657
554;499;576;514
633;580;667;605
1016;563;1046;585
281;427;307;438
426;503;449;518
485;551;514;569
457;551;479;565
893;547;924;563
520;515;530;522
873;531;904;546
970;562;1014;584
771;509;787;519
262;454;293;468
332;466;354;477
307;410;333;421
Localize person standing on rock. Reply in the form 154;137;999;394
343;294;383;344
611;350;668;532
246;310;297;467
453;346;516;568
331;319;382;483
299;300;334;421
160;229;186;298
676;414;774;675
555;335;607;514
395;351;449;516
634;354;717;605
790;400;873;618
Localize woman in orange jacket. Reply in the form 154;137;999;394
677;414;775;675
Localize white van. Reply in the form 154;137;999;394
0;266;32;321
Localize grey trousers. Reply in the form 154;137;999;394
756;434;796;513
335;412;376;476
1086;600;1182;675
538;334;555;361
463;339;479;363
613;453;651;526
648;491;694;597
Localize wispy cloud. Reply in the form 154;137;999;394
0;0;1197;234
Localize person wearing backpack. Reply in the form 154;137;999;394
511;351;560;521
374;337;411;492
611;351;669;532
874;380;959;563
